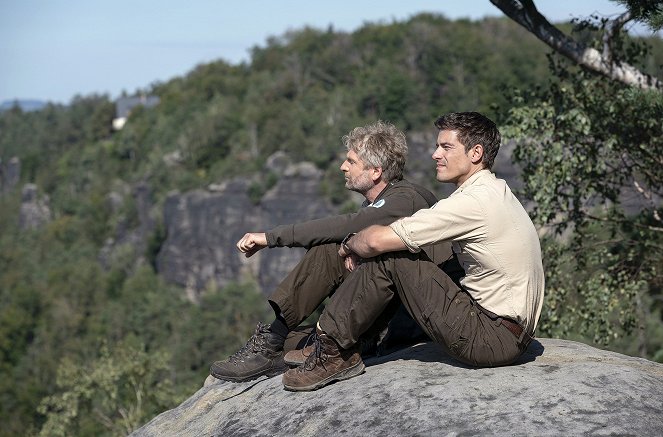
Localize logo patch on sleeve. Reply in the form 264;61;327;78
370;199;386;208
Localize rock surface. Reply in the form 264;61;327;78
131;338;663;436
0;156;21;194
19;183;51;230
155;162;335;300
99;181;156;271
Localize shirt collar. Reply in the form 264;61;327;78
453;169;492;195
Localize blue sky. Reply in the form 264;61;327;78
0;0;648;104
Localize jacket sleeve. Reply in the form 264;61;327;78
266;190;426;248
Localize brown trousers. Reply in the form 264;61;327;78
269;243;527;367
268;243;349;330
270;243;434;353
318;247;529;367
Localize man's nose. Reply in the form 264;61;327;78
432;146;443;159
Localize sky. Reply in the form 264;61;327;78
0;0;653;104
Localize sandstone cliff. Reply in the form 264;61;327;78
156;161;335;301
131;338;663;436
0;156;20;193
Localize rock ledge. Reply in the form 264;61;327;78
132;338;663;436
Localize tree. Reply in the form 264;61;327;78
490;0;663;90
37;339;178;437
495;0;663;356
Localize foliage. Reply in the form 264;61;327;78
248;171;279;204
37;339;177;437
614;0;663;31
505;15;663;352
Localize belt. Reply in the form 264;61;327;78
459;289;532;344
500;317;534;348
473;299;530;343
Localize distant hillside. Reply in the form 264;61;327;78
0;99;47;112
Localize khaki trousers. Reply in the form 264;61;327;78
318;248;529;367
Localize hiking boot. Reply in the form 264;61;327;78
210;322;287;382
282;329;365;391
284;345;312;366
284;331;316;366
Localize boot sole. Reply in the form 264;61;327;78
283;361;366;392
210;364;288;383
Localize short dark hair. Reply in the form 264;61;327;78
434;112;501;170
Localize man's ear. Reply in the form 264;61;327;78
371;166;383;182
470;144;484;165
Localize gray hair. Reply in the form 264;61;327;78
342;120;408;182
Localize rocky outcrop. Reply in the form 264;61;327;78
99;181;156;271
155;161;336;300
0;156;21;194
19;183;51;230
131;338;663;436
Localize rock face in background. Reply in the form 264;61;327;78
156;160;335;300
0;156;21;194
99;181;156;272
19;183;51;230
131;338;663;437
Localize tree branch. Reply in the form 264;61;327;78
603;11;632;64
582;211;663;232
490;0;663;91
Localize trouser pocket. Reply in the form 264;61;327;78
421;279;474;361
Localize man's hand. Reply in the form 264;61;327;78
343;253;362;272
236;232;268;257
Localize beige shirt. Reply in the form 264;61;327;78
390;170;544;333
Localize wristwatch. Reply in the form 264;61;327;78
341;232;357;252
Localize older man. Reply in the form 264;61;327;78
210;121;459;382
282;112;544;391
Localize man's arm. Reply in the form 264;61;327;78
338;225;406;259
266;193;413;248
267;182;435;249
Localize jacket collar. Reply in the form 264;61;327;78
362;179;401;207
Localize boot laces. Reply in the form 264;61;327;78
302;332;328;371
228;322;270;364
298;332;317;361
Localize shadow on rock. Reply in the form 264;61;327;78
365;339;545;369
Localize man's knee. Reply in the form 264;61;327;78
305;243;340;260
